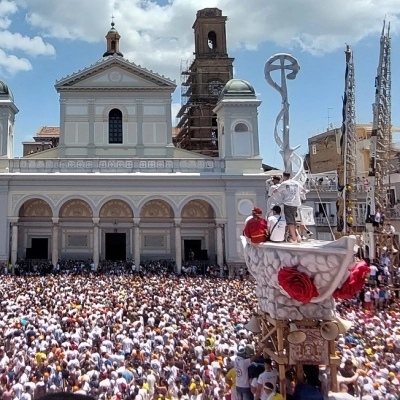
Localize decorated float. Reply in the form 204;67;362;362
242;53;370;397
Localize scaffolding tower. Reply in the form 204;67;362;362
364;21;397;261
338;45;358;234
367;22;392;219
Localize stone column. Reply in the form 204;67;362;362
136;99;144;157
51;218;59;268
174;218;182;274
10;222;18;266
92;218;100;268
58;99;67;157
133;218;141;267
129;225;133;259
216;223;224;268
87;99;96;157
165;98;174;157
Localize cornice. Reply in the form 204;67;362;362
57;87;174;92
55;55;176;89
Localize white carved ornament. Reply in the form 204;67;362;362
20;199;52;218
60;200;93;218
140;200;173;218
99;200;134;219
182;200;212;219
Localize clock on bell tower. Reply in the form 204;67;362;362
174;8;234;157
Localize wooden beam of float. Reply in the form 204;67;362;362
263;347;288;365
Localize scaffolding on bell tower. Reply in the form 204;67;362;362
173;8;234;157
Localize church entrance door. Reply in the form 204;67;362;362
184;239;202;261
105;233;126;260
28;238;49;259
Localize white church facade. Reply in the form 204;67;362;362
0;18;267;273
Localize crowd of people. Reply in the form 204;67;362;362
0;261;398;400
1;260;237;279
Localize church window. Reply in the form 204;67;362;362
208;31;217;49
234;123;248;132
233;122;252;156
312;144;317;155
111;40;116;50
108;108;123;144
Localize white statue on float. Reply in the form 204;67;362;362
264;54;314;227
242;54;369;321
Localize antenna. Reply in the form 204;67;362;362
327;107;333;131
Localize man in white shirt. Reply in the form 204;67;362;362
235;346;263;400
328;382;356;399
255;359;278;400
266;176;281;216
267;206;286;242
274;172;304;243
369;264;378;282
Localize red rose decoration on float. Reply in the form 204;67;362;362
333;260;370;300
278;267;319;303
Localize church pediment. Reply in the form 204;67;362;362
55;56;176;92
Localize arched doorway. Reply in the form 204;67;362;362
58;199;93;260
18;199;53;260
139;199;174;261
181;199;216;263
99;200;133;261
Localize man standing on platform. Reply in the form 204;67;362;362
274;172;304;244
266;175;282;217
244;208;268;244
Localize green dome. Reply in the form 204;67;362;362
0;80;14;101
219;79;256;100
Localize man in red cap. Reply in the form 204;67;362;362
244;207;268;244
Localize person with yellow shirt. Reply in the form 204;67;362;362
189;375;205;398
35;351;47;364
226;367;237;400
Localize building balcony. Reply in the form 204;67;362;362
389;208;400;220
8;158;226;174
305;173;338;192
315;216;337;226
305;181;337;192
305;172;370;193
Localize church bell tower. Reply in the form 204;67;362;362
103;21;123;57
175;8;234;157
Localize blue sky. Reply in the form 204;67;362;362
2;0;400;169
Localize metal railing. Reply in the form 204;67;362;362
389;208;400;220
305;172;371;193
305;173;338;192
315;216;336;226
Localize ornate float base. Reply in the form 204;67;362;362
242;236;356;320
257;311;340;398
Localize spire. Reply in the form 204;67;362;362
103;18;123;58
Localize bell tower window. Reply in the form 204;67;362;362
111;40;116;50
108;108;123;144
208;31;217;49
